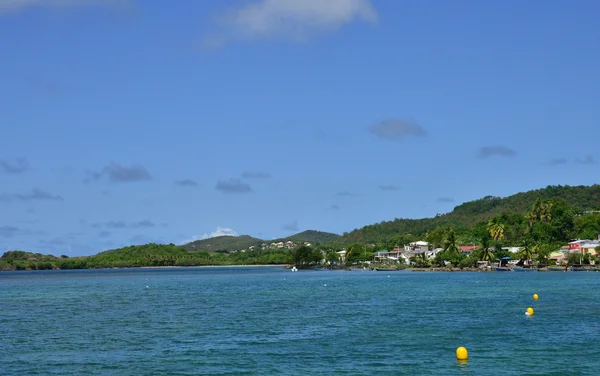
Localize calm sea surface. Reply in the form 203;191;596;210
1;267;600;375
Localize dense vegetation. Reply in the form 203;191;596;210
0;243;301;271
2;184;600;271
183;235;263;252
338;184;600;245
182;230;340;252
287;230;341;243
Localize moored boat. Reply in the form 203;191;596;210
496;256;512;271
513;267;536;272
547;266;567;271
571;266;591;272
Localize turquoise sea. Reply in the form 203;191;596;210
2;267;600;375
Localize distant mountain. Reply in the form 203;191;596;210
181;230;341;252
183;235;263;252
286;230;340;243
341;184;600;244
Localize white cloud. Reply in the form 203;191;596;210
180;226;238;245
204;0;377;47
0;0;126;13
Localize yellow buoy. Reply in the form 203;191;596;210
533;294;539;301
456;346;468;360
526;307;534;316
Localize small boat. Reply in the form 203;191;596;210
291;266;298;272
547;266;567;272
496;256;512;271
513;267;536;272
571;266;591;272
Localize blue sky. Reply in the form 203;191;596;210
1;0;599;256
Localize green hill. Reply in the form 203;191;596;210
183;235;263;252
181;230;340;252
341;184;600;244
287;230;340;243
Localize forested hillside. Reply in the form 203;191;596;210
183;235;263;252
3;184;600;272
341;184;600;244
182;231;340;252
287;230;340;243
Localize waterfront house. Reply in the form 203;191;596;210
373;250;390;262
459;245;478;254
405;241;429;253
578;241;600;256
426;248;443;259
502;246;523;254
568;239;590;251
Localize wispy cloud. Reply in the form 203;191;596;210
241;171;272;179
379;185;400;191
546;157;568;166
98;230;112;238
437;197;455;203
367;118;427;141
282;220;299;232
175;179;199;187
331;204;341;210
477;146;517;159
575;155;596;165
128;234;166;245
543;155;596;166
84;163;152;183
92;220;156;229
0;188;63;202
336;191;358;197
39;237;68;246
0;158;29;174
180;226;238;245
0;0;129;13
203;0;377;48
216;179;252;193
0;225;28;238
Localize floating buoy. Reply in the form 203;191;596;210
526;307;534;316
533;293;539;301
456;346;468;361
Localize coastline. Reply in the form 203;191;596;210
138;264;289;269
2;264;593;272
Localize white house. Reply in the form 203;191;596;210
426;248;443;259
502;247;523;254
405;241;429;253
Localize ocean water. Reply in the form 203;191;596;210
1;267;600;375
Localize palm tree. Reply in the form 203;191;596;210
527;198;553;226
487;217;505;241
519;238;534;266
345;243;364;264
479;236;494;262
443;228;459;253
441;227;461;264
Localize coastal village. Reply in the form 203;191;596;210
370;238;599;267
235;235;600;270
